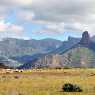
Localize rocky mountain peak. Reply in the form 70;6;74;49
80;31;90;46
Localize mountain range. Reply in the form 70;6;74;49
0;31;95;69
0;38;62;68
0;38;62;57
18;31;95;69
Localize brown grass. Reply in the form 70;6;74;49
0;68;94;95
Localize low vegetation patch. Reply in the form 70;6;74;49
62;83;83;92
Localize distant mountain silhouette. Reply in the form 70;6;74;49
0;38;62;57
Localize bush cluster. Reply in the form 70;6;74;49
62;83;83;92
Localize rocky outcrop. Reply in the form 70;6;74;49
80;31;90;47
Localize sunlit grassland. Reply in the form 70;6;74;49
0;68;95;95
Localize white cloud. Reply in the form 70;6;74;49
0;20;24;39
0;0;32;7
30;0;95;35
17;10;35;22
34;22;65;35
10;24;24;33
31;0;95;22
0;0;33;19
0;0;95;36
15;0;32;6
0;20;23;32
0;20;9;31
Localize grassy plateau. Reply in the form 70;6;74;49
0;68;95;95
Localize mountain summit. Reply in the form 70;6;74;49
80;31;90;47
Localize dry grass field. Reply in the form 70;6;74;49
0;68;95;95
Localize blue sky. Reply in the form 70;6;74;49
0;0;95;41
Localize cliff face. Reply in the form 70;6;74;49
22;47;95;69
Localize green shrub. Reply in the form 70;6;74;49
62;83;83;92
